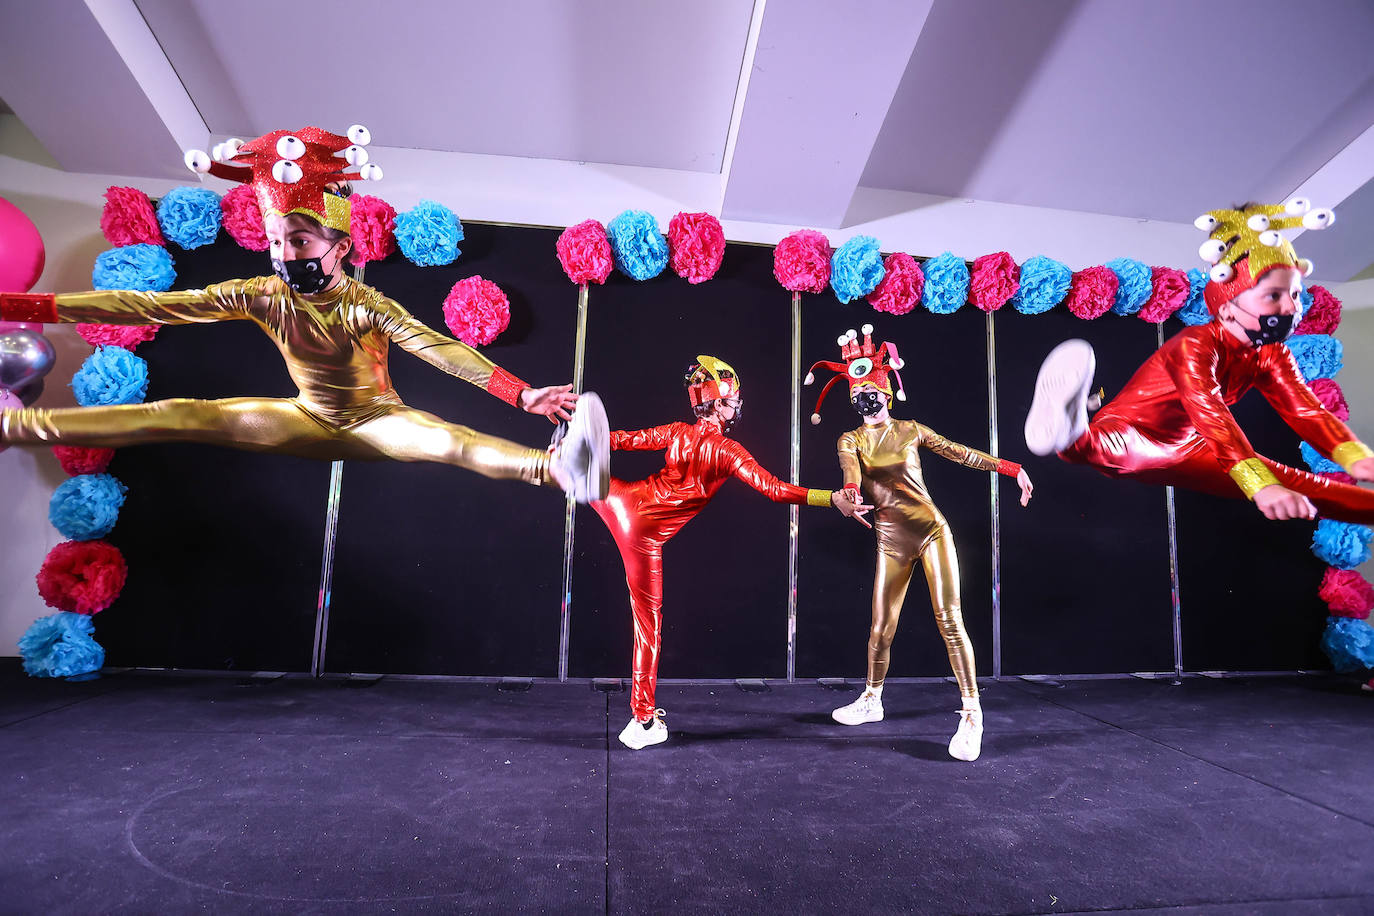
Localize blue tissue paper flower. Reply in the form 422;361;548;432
830;236;885;304
1312;518;1373;569
1286;334;1342;381
395;200;464;266
1320;616;1374;673
92;244;175;292
157;186;222;249
1176;268;1211;326
921;252;969;315
606;210;668;281
1011;256;1071;315
49;474;128;541
71;346;149;406
1299;441;1344;475
18;612;105;679
1107;257;1151;316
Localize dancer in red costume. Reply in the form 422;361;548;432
593;356;870;750
1025;199;1374;522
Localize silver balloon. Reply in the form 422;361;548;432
16;377;44;406
0;329;56;391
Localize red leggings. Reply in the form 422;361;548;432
1062;415;1374;523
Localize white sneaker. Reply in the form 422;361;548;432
550;391;610;503
1024;339;1096;456
948;708;983;761
831;690;884;726
618;711;667;750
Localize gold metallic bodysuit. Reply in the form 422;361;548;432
0;276;548;483
838;418;1007;698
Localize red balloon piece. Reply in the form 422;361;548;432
0;196;45;293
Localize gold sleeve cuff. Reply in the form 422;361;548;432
806;488;832;507
1332;441;1374;473
1228;458;1280;499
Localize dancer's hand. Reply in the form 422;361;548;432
1254;484;1317;521
1350;457;1374;483
519;384;577;423
1015;468;1034;507
831;488;873;528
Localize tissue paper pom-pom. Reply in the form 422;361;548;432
1312;518;1373;570
1286;334;1342;381
76;323;159;351
48;474;128;541
667;212;725;284
18;612;104;679
395;200;463;266
92;244;175;292
1064;266;1119;320
1323;470;1357;486
1106;257;1152;316
1320;616;1374;672
1010;256;1071;315
921;251;969;315
1294;285;1342;336
1319;568;1374;618
71;347;149;407
1300;441;1345;475
1308;378;1350;422
100;186;163;247
968;252;1020;312
773;230;832;293
156;186;222;249
556;220;614;285
1138;267;1190;323
349;194;397;265
53;446;115;476
607;210;668;281
36;540;128;614
1176;268;1212;326
867;253;923;315
830;236;886;304
442;276;510;347
220;184;268;251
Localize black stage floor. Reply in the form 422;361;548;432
2;662;1371;915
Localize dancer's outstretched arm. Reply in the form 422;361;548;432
720;437;871;521
1;282;261;326
919;424;1032;506
609;423;689;451
1256;347;1374;480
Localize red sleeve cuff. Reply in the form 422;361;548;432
997;459;1021;478
0;293;57;324
843;482;860;492
485;366;528;407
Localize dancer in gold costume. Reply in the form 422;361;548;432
806;325;1032;761
0;125;609;500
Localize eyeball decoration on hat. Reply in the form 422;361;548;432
183;124;381;236
804;323;905;424
1195;198;1334;313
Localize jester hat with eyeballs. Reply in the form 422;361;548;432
1194;198;1334;314
804;323;905;424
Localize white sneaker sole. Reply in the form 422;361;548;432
831;706;884;726
618;718;668;750
559;391;610;503
1024;339;1096;457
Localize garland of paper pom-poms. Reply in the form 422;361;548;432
71;346;149;407
18;612;105;679
49;474;128;541
1138;267;1190;323
666;212;725;284
1010;256;1071;315
921;252;969;315
556;220;614;285
1106;258;1152;317
442;276;511;347
1175;269;1212;326
774;230;832;293
349;194;398;265
968;252;1019;313
93;244;175;292
157;186;222;250
1286;334;1343;381
35;540;128;615
607;210;669;281
1065;266;1119;320
101;187;164;248
867;253;923;315
76;323;160;351
219;185;268;252
830;236;886;304
395;200;463;267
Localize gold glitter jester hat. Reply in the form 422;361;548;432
1195;198;1334;313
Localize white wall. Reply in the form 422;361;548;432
3;108;1372;658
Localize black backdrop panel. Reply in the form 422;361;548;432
568;243;793;680
997;310;1175;674
796;303;994;679
323;224;573;676
98;240;328;671
1170;318;1329;670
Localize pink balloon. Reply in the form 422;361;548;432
0;321;42;333
0;196;45;293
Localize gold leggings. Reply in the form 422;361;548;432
0;397;550;484
867;532;977;699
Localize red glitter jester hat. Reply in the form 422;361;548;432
804;323;905;424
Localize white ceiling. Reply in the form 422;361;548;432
2;0;1372;278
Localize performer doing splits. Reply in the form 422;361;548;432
593;356;869;750
807;325;1033;762
0;125;609;501
1024;199;1374;522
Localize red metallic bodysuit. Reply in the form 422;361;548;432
1061;321;1374;520
592;416;833;722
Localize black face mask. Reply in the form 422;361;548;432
272;244;340;295
851;390;886;417
1231;304;1294;347
715;398;742;434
